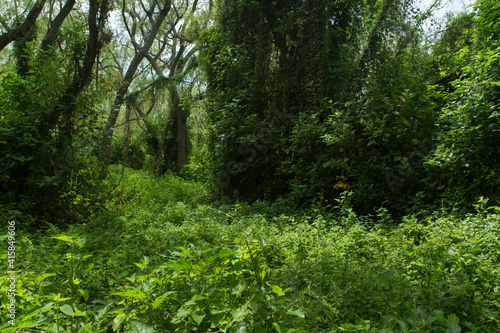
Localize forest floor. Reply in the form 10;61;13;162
1;166;499;332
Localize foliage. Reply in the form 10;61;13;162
321;51;440;217
138;111;183;175
1;168;499;332
0;65;110;227
2;0;500;330
201;0;443;217
110;135;146;170
426;0;500;209
0;71;49;202
0;0;113;227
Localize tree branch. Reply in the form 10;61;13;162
101;0;172;166
37;0;76;65
0;0;46;52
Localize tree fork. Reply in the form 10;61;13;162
42;0;110;148
0;0;46;52
100;0;172;168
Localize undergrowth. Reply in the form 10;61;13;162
1;166;499;332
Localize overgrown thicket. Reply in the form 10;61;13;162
202;0;499;218
1;0;500;331
0;0;208;227
426;0;500;208
1;167;499;332
1;0;498;223
0;0;111;226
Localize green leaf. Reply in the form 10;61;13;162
169;260;192;271
20;308;38;322
447;321;461;333
112;288;146;300
249;300;259;313
232;283;245;295
191;310;206;326
448;314;460;324
0;328;17;333
46;324;65;331
15;321;34;329
37;301;54;315
231;305;247;322
270;284;285;296
60;304;74;317
135;262;148;270
184;294;206;306
52;235;73;243
113;314;126;331
73;306;87;317
176;306;192;318
206;254;218;263
78;323;93;333
257;234;269;248
218;248;236;258
37;272;56;280
396;318;408;330
152;292;175;309
211;313;226;328
129;319;156;333
75;237;86;247
287;308;305;318
79;289;89;303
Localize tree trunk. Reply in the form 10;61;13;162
37;0;76;65
170;85;189;173
0;0;46;52
101;1;171;166
42;0;109;147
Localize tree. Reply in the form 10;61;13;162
203;0;440;216
0;0;111;225
0;0;46;52
101;0;211;174
427;0;500;209
100;0;172;167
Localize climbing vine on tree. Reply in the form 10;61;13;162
203;0;444;216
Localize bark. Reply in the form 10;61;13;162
170;85;189;173
356;0;394;75
37;0;76;65
43;0;109;146
101;0;172;166
0;0;46;52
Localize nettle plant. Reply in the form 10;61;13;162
109;226;307;332
0;230;110;332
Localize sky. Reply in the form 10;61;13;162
416;0;476;33
419;0;476;17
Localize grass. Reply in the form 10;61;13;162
1;166;499;332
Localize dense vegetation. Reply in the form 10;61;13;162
1;167;499;332
202;0;499;217
1;0;499;331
